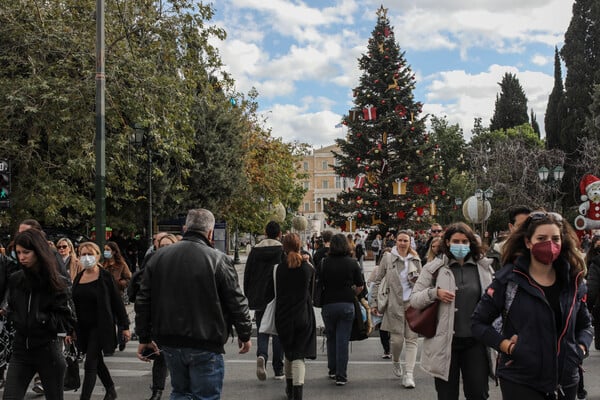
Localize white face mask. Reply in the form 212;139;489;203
80;255;97;269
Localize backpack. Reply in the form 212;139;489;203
350;296;372;341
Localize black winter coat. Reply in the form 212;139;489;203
472;256;592;394
7;268;76;349
243;241;283;310
586;253;600;312
267;259;317;360
72;268;129;354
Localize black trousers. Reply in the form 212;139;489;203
379;329;390;354
3;339;66;400
434;337;489;400
500;378;577;400
80;328;114;399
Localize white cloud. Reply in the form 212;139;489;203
424;65;553;139
531;54;551;66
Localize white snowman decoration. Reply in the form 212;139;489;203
574;174;600;231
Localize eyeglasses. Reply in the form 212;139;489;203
431;230;443;233
528;211;563;223
57;245;69;250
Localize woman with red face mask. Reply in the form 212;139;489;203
472;211;592;400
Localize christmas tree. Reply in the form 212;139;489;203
325;5;446;232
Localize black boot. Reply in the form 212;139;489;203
149;389;162;400
285;379;293;400
292;385;303;400
103;385;117;400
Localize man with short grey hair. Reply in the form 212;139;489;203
136;208;252;400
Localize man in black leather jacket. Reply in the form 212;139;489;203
135;208;252;399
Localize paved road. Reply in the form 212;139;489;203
6;254;600;399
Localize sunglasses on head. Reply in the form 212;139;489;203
57;245;69;250
528;211;563;223
431;230;442;233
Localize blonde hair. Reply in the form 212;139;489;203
79;241;101;256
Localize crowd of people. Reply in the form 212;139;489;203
0;205;596;400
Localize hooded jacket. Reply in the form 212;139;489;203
472;255;593;394
243;238;283;310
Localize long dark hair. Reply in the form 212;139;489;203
439;222;482;261
14;229;66;292
502;211;585;282
105;241;126;265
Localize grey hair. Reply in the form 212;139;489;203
185;209;215;234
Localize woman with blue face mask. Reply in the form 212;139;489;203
409;222;494;400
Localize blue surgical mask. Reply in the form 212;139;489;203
449;244;470;259
103;250;113;259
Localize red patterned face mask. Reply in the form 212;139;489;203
530;240;561;265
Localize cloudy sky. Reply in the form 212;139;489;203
211;0;573;147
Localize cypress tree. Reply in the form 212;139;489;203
489;72;529;132
544;47;564;149
531;110;540;138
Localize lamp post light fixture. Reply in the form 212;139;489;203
538;165;565;211
131;124;153;248
474;189;493;243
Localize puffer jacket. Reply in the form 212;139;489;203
472;256;592;394
135;231;252;354
370;250;421;335
409;254;494;381
243;239;283;310
7;268;76;349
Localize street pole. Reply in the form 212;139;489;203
233;224;240;264
147;141;153;248
95;0;106;250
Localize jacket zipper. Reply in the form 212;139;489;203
26;292;32;350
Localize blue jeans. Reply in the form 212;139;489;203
162;346;224;400
254;309;284;374
322;302;355;380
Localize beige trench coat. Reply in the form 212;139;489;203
370;251;422;335
409;254;494;381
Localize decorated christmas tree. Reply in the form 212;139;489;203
325;5;446;232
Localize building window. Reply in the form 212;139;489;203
303;161;309;171
322;161;328;170
335;176;342;189
303;181;310;190
304;202;310;212
322;180;329;189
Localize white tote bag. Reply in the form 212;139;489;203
258;264;278;335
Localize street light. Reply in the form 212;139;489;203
130;123;153;248
454;197;462;223
538;165;565;211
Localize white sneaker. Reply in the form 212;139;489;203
392;361;403;378
402;373;415;388
256;356;267;381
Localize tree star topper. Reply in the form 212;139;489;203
376;5;388;20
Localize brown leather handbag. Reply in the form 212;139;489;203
405;268;440;338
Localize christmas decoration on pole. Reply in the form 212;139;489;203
325;6;446;231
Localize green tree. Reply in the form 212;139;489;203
544;47;564;149
560;0;600;206
530;110;540;138
325;6;445;232
489;72;529;132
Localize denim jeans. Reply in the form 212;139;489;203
162;346;224;400
254;309;284;374
3;339;66;400
322;302;355;380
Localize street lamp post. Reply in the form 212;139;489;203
233;224;240;264
454;197;462;223
95;0;106;250
475;188;493;242
131;124;153;248
538;166;565;212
